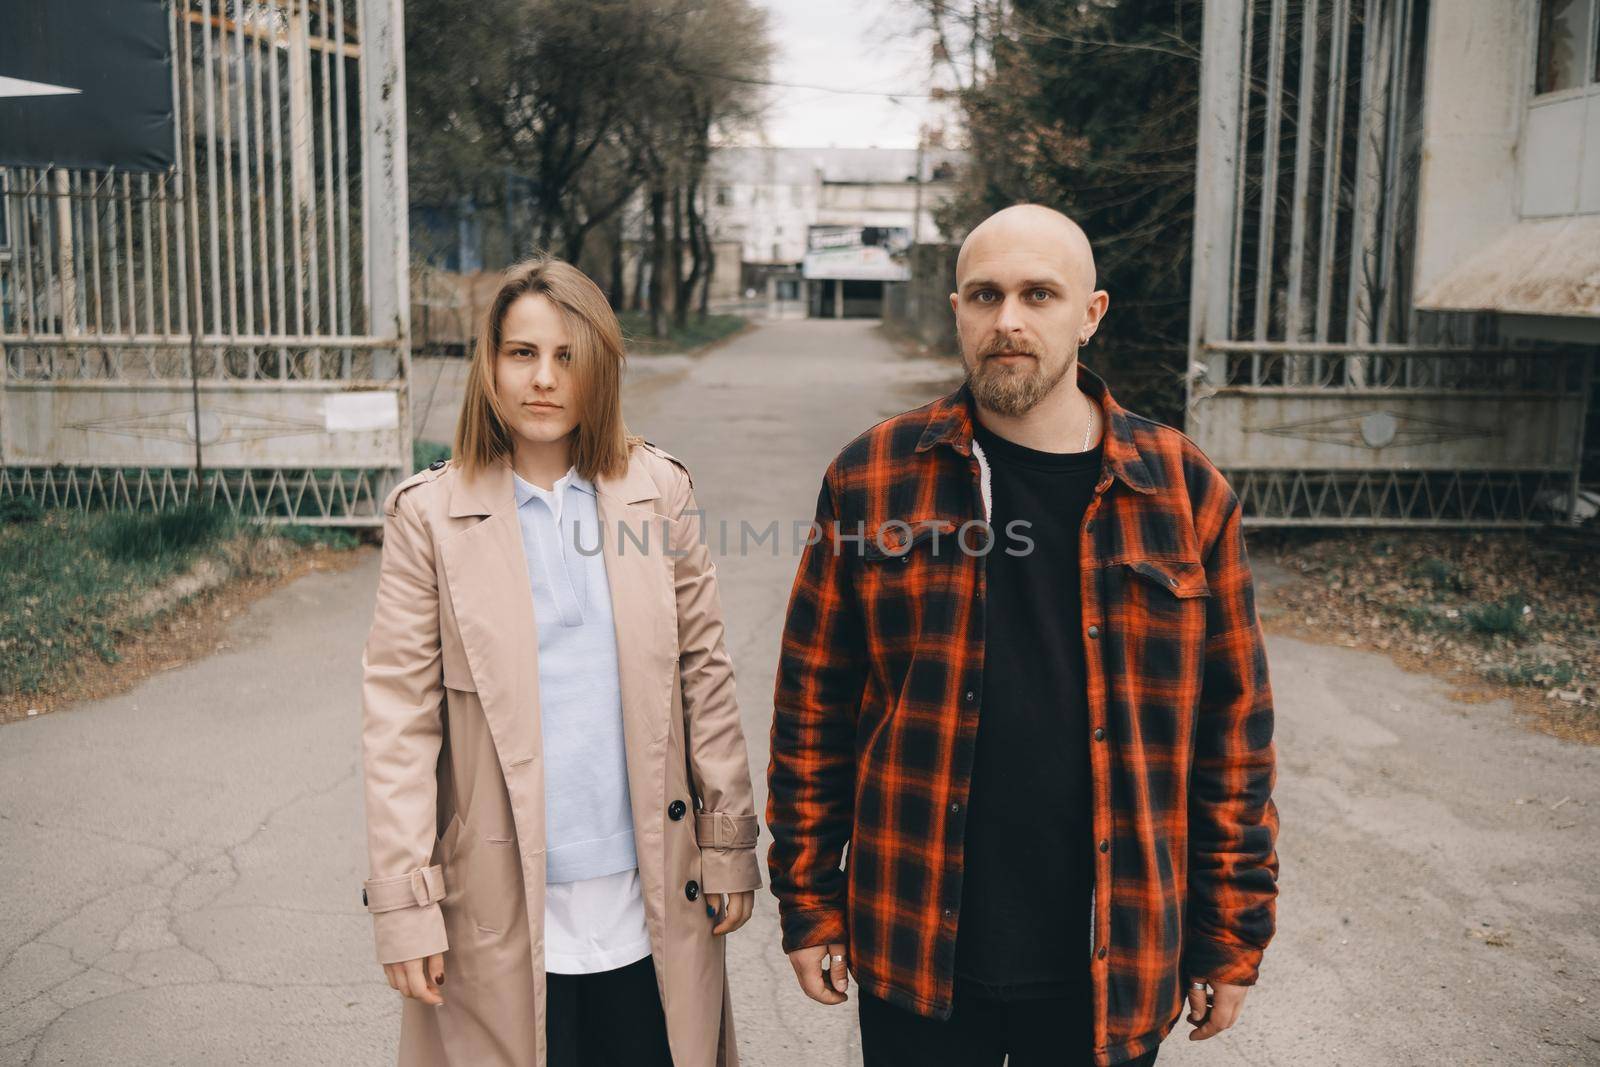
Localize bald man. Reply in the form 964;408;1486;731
767;204;1279;1066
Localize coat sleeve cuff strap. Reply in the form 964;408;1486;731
363;865;446;913
694;811;759;849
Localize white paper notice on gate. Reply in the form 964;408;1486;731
324;392;400;432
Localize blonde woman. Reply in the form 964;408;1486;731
360;257;759;1066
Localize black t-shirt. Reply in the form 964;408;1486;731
954;421;1103;999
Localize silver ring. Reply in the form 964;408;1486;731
1190;981;1207;990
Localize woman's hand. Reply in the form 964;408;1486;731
709;891;754;936
383;953;446;1006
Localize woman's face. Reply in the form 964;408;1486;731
493;292;582;448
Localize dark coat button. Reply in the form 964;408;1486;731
361;888;368;907
668;800;687;821
428;459;446;470
685;880;700;902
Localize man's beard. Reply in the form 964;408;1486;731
964;338;1074;417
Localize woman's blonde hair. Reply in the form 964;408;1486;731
453;256;635;482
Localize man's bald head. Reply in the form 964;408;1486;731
948;203;1111;419
955;204;1098;295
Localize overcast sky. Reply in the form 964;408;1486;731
742;0;949;149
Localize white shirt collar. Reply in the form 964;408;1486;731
511;466;595;507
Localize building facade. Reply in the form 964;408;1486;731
705;145;964;317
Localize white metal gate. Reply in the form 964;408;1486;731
1186;0;1592;526
0;0;410;525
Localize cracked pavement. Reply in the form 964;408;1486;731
4;320;1597;1065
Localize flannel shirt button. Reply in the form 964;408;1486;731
1094;727;1105;741
1097;945;1107;960
964;690;976;703
949;802;961;814
1099;839;1109;853
1087;625;1101;639
943;908;953;918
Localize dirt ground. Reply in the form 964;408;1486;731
1251;528;1600;747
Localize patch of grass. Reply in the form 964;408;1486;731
617;311;746;353
1487;661;1578;688
1;497;44;525
276;524;360;550
0;505;239;697
1465;597;1530;637
1412;556;1468;594
94;501;235;563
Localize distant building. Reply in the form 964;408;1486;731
705;146;965;318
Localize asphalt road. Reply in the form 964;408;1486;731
2;319;1596;1066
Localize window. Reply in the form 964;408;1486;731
1536;0;1598;94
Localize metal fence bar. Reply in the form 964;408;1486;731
235;3;256;337
1343;0;1381;350
250;1;272;343
354;0;370;327
1315;0;1351;343
106;173;124;335
267;2;289;337
1227;0;1256;346
200;0;223;337
333;0;353;339
1285;0;1320;343
1252;0;1287;342
318;0;339;344
288;4;309;337
1374;0;1413;344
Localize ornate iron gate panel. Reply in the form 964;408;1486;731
0;0;410;525
1186;0;1591;526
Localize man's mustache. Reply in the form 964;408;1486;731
978;339;1042;360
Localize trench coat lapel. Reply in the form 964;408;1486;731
595;458;675;753
438;460;542;768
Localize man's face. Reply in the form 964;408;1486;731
949;224;1105;418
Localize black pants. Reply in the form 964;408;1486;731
546;956;674;1067
858;984;1161;1067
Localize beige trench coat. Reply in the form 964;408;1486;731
360;442;761;1067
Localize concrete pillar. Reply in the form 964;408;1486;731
833;278;843;319
766;274;779;319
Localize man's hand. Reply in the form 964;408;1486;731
1186;979;1248;1040
383;953;445;1006
787;942;850;1004
710;891;755;935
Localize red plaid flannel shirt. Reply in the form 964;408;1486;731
766;369;1279;1064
